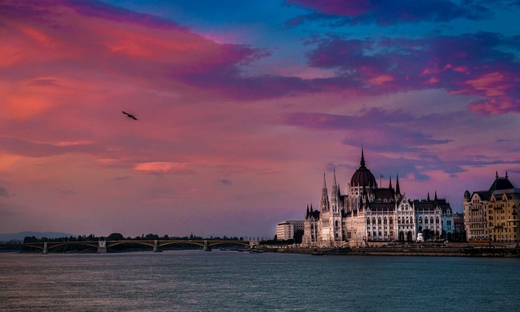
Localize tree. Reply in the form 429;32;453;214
107;233;124;241
293;229;304;244
422;229;434;241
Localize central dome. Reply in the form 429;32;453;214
350;149;377;188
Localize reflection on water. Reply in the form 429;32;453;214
0;251;519;311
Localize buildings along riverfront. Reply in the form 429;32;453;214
301;149;454;247
464;172;520;243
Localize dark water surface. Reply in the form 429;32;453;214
1;251;519;311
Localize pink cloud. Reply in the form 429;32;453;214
369;74;394;85
134;162;195;175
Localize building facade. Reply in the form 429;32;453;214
276;220;304;241
464;172;520;243
302;149;454;247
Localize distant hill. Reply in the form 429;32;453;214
0;231;74;242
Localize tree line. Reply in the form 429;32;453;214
23;233;246;243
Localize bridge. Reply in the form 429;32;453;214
0;239;251;254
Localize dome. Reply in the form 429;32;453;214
350;149;377;188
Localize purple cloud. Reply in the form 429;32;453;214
286;0;490;26
306;32;520;114
218;179;233;185
286;109;452;153
0;187;11;197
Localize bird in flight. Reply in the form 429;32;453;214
122;111;138;120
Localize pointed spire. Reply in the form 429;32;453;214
323;173;327;189
395;174;401;195
360;146;366;167
434;190;438;201
506;171;508;179
333;170;337;187
427;192;430;201
389;175;392;189
496;171;498;179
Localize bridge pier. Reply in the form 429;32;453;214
153;240;162;252
42;242;48;254
98;239;107;253
203;240;211;251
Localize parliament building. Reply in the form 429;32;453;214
302;149;454;247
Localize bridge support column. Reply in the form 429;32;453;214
203;240;211;251
153;240;161;252
42;242;48;254
98;239;107;254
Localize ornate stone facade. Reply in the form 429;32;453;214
464;172;520;243
302;149;454;247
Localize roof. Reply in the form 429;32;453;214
489;177;515;192
350;148;377;188
371;188;395;202
367;202;395;211
472;191;492;201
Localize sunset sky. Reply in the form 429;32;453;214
1;0;520;238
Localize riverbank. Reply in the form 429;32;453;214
275;246;520;257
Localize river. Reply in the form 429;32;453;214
1;251;519;311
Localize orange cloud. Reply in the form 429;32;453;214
465;72;510;96
468;98;515;115
369;75;394;85
134;162;195;175
425;77;439;84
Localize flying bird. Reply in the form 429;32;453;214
122;111;138;120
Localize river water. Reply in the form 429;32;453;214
1;251;519;311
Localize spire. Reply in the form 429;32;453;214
427;192;430;201
389;175;392;189
506;171;508;179
434;190;438;201
496;171;498;179
320;173;330;211
395;174;401;195
360;147;366;167
333;170;337;188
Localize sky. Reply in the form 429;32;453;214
1;0;520;238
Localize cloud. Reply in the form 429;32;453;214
61;189;76;195
285;108;452;153
218;179;233;185
133;162;196;175
285;0;491;27
0;187;12;197
305;32;520;114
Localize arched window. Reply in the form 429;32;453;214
425;218;428;224
378;218;382;224
367;218;371;225
398;217;401;223
419;218;422;224
384;218;387;225
430;217;434;225
436;218;439;224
